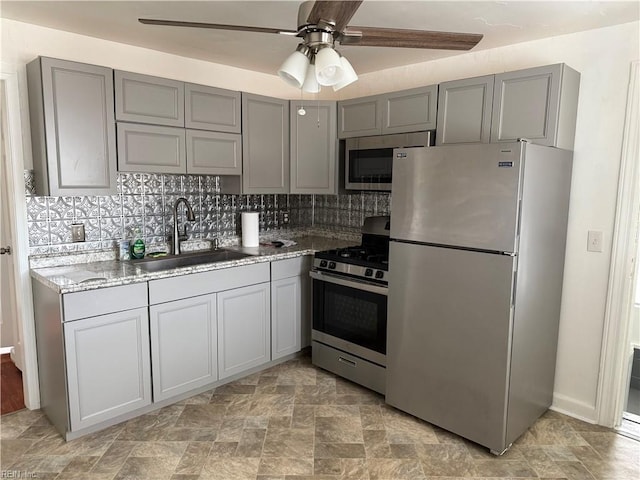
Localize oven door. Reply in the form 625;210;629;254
310;270;387;366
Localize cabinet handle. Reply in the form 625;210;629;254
0;246;11;255
338;356;357;367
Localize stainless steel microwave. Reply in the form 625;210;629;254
344;131;433;191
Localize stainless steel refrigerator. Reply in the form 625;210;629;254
385;141;573;454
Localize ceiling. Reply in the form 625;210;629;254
1;1;638;76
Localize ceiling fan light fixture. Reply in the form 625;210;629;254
332;55;358;91
314;45;344;86
302;62;321;93
277;43;311;89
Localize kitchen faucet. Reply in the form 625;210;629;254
172;197;196;255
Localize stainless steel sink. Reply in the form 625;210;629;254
133;249;253;272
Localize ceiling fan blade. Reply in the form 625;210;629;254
339;26;483;50
306;0;364;31
138;18;298;36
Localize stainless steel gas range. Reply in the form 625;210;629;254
310;216;389;394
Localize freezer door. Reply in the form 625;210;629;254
391;143;523;253
386;241;515;453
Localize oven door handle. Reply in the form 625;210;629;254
309;271;388;296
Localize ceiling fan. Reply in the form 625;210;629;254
139;0;483;92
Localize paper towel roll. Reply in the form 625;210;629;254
241;212;259;247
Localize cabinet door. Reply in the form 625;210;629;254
338;95;382;138
186;130;242;175
382;85;438;134
491;64;580;148
185;83;241;133
217;282;271;379
150;294;217;401
271;276;302;360
290;100;337;194
114;70;184;127
64;307;151;431
117;122;186;174
26;57;117;196
242;93;290;194
436;75;494;145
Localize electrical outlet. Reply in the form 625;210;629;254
282;211;290;225
71;223;85;242
587;230;603;252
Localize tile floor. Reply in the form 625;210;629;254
1;355;639;479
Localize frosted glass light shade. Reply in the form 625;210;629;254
315;47;344;86
278;50;310;88
302;63;320;93
332;56;358;91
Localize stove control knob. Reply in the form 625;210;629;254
365;268;373;277
328;262;336;269
375;270;384;279
319;260;328;268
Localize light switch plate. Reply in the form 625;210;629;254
587;230;603;252
71;223;85;242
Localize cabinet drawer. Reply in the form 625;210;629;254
63;283;148;322
271;256;312;281
149;262;270;305
312;341;385;394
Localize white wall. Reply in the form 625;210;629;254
2;17;639;423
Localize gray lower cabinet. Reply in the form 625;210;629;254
150;294;218;402
64;307;152;431
242;93;290;193
217;282;271;379
491;64;580;149
271;256;312;360
114;70;184;127
117;122;186;174
290;101;337;194
26;57;117;196
185;83;241;133
436;75;495;145
31;280;150;438
186;130;242;175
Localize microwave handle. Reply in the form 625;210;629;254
309;270;388;296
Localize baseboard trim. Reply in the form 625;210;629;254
551;393;598;424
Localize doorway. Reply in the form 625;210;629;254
597;61;640;435
0;81;26;414
0;66;40;411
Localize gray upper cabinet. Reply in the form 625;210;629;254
436;75;495;145
290;100;337;194
114;70;184;127
242;93;290;194
491;64;580;149
185;83;241;133
117;122;186;174
26;57;117;196
338;95;382;138
186;130;242;175
382;85;438;135
338;86;438;139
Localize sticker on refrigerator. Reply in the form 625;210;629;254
498;161;514;167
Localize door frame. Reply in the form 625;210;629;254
1;63;41;409
596;61;639;427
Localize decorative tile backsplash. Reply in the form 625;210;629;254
25;172;391;255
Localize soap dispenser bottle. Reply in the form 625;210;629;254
131;227;145;259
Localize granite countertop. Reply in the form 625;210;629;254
31;235;355;294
